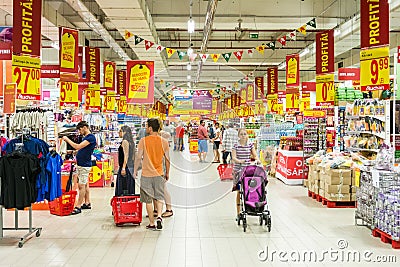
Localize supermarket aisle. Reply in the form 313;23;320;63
0;145;398;267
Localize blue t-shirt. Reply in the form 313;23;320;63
76;134;97;167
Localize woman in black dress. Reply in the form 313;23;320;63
115;125;136;196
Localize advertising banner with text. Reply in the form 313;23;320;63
41;65;60;79
360;46;389;91
104;61;116;92
360;0;389;49
3;83;16;114
338;68;360;81
85;47;100;84
267;67;278;95
12;55;41;100
59;27;79;74
246;82;255;104
316;74;335;106
116;70;126;96
316;29;334;75
286;54;300;87
255;76;264;100
126;60;154;104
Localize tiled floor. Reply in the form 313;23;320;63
1;145;399;266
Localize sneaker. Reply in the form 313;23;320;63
156;217;163;230
146;224;156;230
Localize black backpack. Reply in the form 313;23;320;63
209;127;216;139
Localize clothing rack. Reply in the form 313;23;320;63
0;129;42;248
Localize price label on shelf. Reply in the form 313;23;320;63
12;55;41;100
360;46;390;92
60;81;79;108
316;74;335;107
286;91;300;112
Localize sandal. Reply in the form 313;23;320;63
81;203;91;209
71;207;81;215
161;210;173;218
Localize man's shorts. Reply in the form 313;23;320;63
140;176;166;203
76;166;91;185
198;139;208;153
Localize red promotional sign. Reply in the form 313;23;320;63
286;54;300;87
316;29;334;75
78;46;83;79
104;61;116;92
338;68;360;80
85;47;100;84
126;60;154;104
360;0;389;49
255;76;264;100
246;83;255;104
116;70;126;96
41;65;60;79
13;0;42;56
278;91;286;104
276;151;308;179
0;42;12;60
302;82;316;92
59;27;79;74
267;67;278;95
3;83;16;114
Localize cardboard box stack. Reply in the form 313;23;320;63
320;169;352;202
307;164;321;195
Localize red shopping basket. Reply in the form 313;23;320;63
49;191;77;216
111;195;142;226
217;164;233;180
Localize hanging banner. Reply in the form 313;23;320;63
126;104;141;116
126;60;154;104
59;81;79;108
103;92;117;113
286;88;300;112
277;91;286;115
3;83;17;114
302;82;316;92
104;61;116;91
360;0;389;49
246;83;255;104
193;90;212;110
0;42;12;60
338;68;360;81
240;87;246;104
255;76;264;100
78;46;83;79
286;54;300;87
316;29;334;75
85;47;100;84
267;94;278;114
12;55;41;100
59;27;79;74
41;65;60;79
254;100;265;116
316;74;335;106
85;84;101;111
13;0;42;56
116;70;126;96
116;96;127;114
360;46;389;91
300;92;311;112
267;67;278;95
212;99;218;114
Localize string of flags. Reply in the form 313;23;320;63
124;18;317;63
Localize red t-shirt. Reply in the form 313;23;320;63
198;125;208;140
178;127;184;138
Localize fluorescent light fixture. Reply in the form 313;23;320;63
299;47;310;57
187;18;195;33
278;62;285;69
51;41;59;50
187;74;191;80
187;63;192;71
334;29;341;37
187;81;191;87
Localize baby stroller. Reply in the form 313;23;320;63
237;165;271;232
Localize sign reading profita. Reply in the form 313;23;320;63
360;46;389;91
12;55;41;100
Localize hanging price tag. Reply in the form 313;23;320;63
60;81;79;108
103;94;116;113
12;55;41;100
85;86;101;111
267;94;278;114
286;90;300;112
360;46;390;91
316;74;335;106
117;96;127;114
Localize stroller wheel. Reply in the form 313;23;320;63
266;215;272;232
243;219;247;232
237;215;241;226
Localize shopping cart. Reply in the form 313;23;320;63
217;164;233;180
111;195;142;226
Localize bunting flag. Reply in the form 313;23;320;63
267;41;276;51
222;52;232;62
189;53;198;62
156;45;165;53
178;51;187;60
211;54;220;62
145;40;154;50
247;49;254;57
307;18;317;28
233;50;244;61
297;25;307;36
256;45;265;55
125;30;133;40
134;35;144;45
166;82;171;87
166;48;176;58
278;36;287;46
200;53;209;62
287;31;296;41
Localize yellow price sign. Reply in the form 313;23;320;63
103;95;116;113
300;98;310;112
276;103;284;115
12;55;41;100
316;74;335;107
60;81;79;108
286;92;300;112
360;46;390;92
267;94;278;114
85;89;101;111
117;96;127;114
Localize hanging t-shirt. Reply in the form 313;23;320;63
76;134;97;167
46;153;63;201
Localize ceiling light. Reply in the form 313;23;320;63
334;29;341;37
187;81;191;88
187;63;192;71
278;62;285;69
187;18;195;33
51;41;59;50
187;74;191;80
299;47;310;57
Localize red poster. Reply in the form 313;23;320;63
338;68;360;80
286;54;300;87
78;46;83;79
276;151;308;180
302;82;316;92
104;61;116;92
316;29;334;75
78;80;89;102
41;65;60;79
59;27;79;74
13;0;42;56
117;70;126;96
278;91;286;104
267;67;278;95
3;83;16;114
255;76;264;100
85;47;100;84
360;0;389;49
0;42;12;60
126;60;154;104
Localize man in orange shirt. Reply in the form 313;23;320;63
135;118;170;230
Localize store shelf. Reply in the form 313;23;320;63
347;147;380;153
347;115;386;121
347;131;385;139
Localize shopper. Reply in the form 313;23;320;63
159;129;173;218
221;123;238;164
136;122;147;141
231;128;260;220
63;121;97;215
134;118;170;230
212;122;222;163
198;120;210;162
115;125;136;196
175;123;185;151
